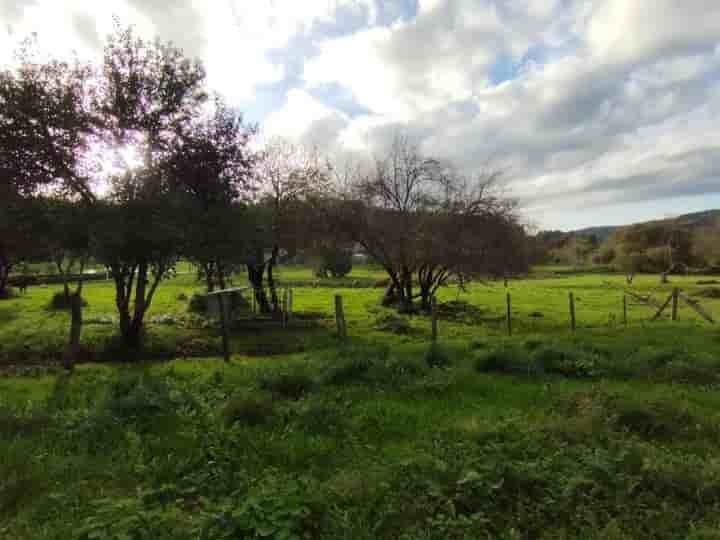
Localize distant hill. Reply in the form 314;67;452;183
569;209;720;241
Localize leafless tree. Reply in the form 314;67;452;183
253;137;331;312
331;135;525;312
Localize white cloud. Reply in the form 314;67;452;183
3;0;720;229
588;0;720;66
264;88;349;144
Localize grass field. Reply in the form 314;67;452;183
2;266;720;538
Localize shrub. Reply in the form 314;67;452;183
0;287;18;300
259;372;315;400
0;408;51;438
105;371;179;430
102;334;145;361
314;249;353;278
188;291;250;317
533;346;601;378
321;356;375;385
47;291;87;311
223;396;274;426
293;401;347;435
474;347;536;375
424;343;451;368
612;399;711;441
657;361;720;386
369;355;427;386
188;293;208;314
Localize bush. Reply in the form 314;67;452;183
314;249;353;278
369;355;427;386
0;408;51;438
188;291;250;317
259;372;315;400
474;347;538;375
293;401;347;435
424;343;451;368
47;291;88;311
321;356;375;385
533;346;601;378
105;371;179;430
223;396;274;426
613;400;696;440
188;293;208;314
0;287;18;300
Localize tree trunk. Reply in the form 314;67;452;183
419;285;433;313
0;260;9;298
247;263;271;314
217;261;227;290
63;287;83;371
204;262;215;292
400;269;414;313
381;281;399;306
267;245;280;312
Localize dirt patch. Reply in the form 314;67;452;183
434;300;489;324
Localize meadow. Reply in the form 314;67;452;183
2;266;720;538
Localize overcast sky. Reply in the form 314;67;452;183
2;0;720;231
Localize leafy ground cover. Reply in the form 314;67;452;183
2;266;720;538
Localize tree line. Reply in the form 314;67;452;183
0;22;526;370
532;217;720;283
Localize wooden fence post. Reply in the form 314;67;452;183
217;294;230;363
282;288;289;328
335;294;347;339
671;287;679;321
569;292;576;333
431;296;438;342
506;292;512;336
623;294;627;326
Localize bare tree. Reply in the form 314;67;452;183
332;135;524;313
253;137;330;313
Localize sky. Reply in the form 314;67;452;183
1;0;720;231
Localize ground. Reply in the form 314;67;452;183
2;266;720;538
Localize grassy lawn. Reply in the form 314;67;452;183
2;266;720;538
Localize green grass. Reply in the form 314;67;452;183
2;266;720;538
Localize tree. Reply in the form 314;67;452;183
693;218;720;267
94;179;184;348
0;44;96;200
164;96;257;292
0;44;97;369
94;23;207;348
0;197;44;298
332;136;523;312
35;198;96;368
313;246;353;278
253;138;330;313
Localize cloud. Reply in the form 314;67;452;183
2;0;720;229
296;0;720;228
588;0;720;66
263;88;349;146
